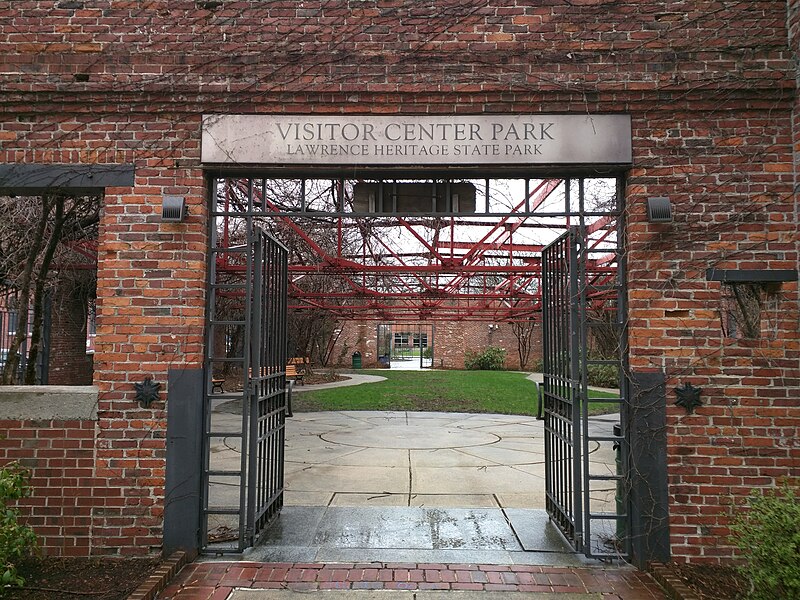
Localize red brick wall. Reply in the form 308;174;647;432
0;418;97;556
332;320;542;371
0;1;797;563
47;278;93;386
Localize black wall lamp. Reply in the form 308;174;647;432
646;197;673;223
162;195;186;222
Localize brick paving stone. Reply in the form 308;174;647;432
254;581;289;589
162;560;667;600
514;565;545;572
424;569;441;582
518;584;558;593
320;581;351;589
486;571;504;584
353;581;385;589
439;570;457;583
164;585;216;600
160;582;184;597
253;566;275;581
293;563;322;570
484;583;519;591
418;582;451;590
287;582;318;591
266;567;290;581
384;581;419;590
515;571;535;585
470;570;489;583
285;569;304;582
479;564;512;571
501;572;520;585
448;563;479;571
451;582;485;591
210;587;234;600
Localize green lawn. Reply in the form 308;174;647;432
293;369;619;416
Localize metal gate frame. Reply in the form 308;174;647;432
201;197;288;552
542;218;630;560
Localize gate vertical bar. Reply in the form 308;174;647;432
569;226;584;553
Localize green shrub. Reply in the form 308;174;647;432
0;462;37;594
464;346;506;371
730;481;800;600
587;362;619;388
528;356;618;388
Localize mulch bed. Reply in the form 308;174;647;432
8;557;159;600
302;371;348;385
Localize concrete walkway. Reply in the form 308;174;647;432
170;374;667;600
237;410;620;565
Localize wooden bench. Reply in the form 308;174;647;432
211;378;225;393
285;363;304;385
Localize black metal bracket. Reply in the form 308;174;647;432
706;269;798;283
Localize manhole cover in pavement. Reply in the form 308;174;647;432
320;424;499;449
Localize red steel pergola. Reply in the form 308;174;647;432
213;178;620;322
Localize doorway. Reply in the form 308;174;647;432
201;174;629;562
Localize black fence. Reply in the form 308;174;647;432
0;287;49;384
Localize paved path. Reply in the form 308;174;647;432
291;372;387;394
160;562;665;599
175;376;666;600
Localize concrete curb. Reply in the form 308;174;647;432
648;563;699;600
127;550;191;600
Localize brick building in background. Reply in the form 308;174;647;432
332;320;540;371
0;0;797;567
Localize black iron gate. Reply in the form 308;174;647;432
542;224;630;560
202;221;288;553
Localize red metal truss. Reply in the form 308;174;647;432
214;178;620;322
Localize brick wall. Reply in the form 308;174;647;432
0;1;797;562
0;388;99;556
47;277;93;386
332;320;542;371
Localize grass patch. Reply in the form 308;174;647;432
293;369;619;416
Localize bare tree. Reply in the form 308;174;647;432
511;319;536;369
0;194;99;384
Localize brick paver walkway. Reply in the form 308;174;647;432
159;562;666;599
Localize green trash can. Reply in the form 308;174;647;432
352;351;362;369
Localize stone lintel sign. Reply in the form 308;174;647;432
201;114;632;166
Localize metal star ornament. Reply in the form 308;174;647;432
134;377;161;408
674;382;703;414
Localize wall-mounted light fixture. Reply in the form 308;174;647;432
162;195;186;222
646;197;672;223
